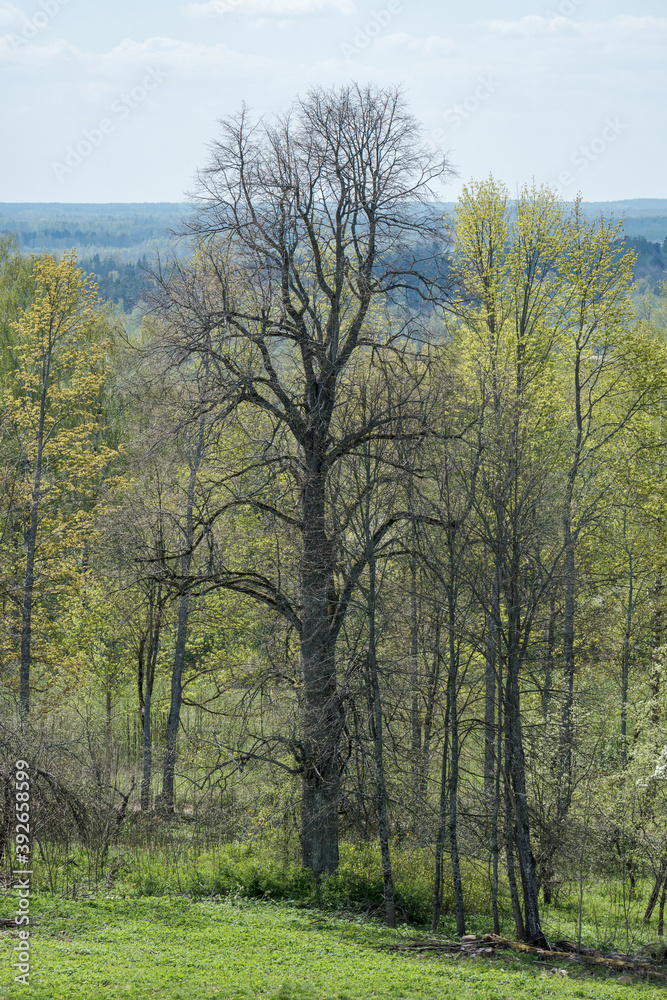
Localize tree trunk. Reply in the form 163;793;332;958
104;687;113;784
484;569;499;796
300;471;340;877
503;721;525;941
559;522;576;813
18;322;52;719
505;638;548;947
19;499;38;718
431;694;449;933
658;877;667;938
644;848;667;923
409;508;421;823
162;589;190;812
543;594;556;719
140;589;162;812
621;555;633;771
19;410;47;717
446;583;465;936
366;539;396;928
419;619;440;804
559;344;583;816
162;412;205;813
491;644;503;934
141;673;153;812
651;571;663;727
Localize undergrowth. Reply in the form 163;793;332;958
14;830;667;954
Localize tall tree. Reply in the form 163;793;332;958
2;252;112;715
150;84;451;876
554;205;643;809
452;179;566;946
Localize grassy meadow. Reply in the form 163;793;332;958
2;840;666;999
1;893;666;1000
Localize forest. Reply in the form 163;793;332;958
2;85;667;984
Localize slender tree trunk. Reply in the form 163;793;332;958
505;635;548;946
644;848;667;923
503;696;525;941
366;535;396;928
560;346;583;814
419;616;440;803
409;520;421;821
162;590;190;812
137;636;145;732
20;501;38;718
431;691;450;932
484;568;500;796
621;551;633;771
141;671;153;812
500;557;547;946
141;589;162;812
104;687;113;784
651;571;663;727
658;877;667;938
559;520;576;813
491;653;503;934
19;395;47;717
162;412;205;813
504;782;525;940
543;594;556;719
446;582;465;936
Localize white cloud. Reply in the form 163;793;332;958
374;32;456;57
0;35;76;62
0;3;22;29
185;0;355;17
483;16;577;37
611;15;667;32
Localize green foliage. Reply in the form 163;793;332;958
2;184;667;965
0;893;663;1000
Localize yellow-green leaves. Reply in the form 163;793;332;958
1;251;117;708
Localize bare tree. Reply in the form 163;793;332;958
149;83;452;876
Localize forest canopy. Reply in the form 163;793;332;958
2;85;667;952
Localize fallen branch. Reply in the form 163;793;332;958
381;933;667;983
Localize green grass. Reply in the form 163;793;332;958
30;835;665;953
0;893;663;1000
30;837;496;927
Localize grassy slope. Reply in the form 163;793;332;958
0;895;663;1000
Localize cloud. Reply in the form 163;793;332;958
0;34;77;63
374;33;456;57
482;16;577;37
611;15;667;32
0;3;22;29
185;0;356;16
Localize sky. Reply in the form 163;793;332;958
1;0;665;203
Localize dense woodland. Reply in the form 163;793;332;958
2;85;667;950
2;205;666;317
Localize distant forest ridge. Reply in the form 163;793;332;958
1;200;666;312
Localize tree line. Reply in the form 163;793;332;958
2;85;667;946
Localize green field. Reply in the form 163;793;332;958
0;893;664;1000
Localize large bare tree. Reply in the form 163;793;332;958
150;83;451;876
